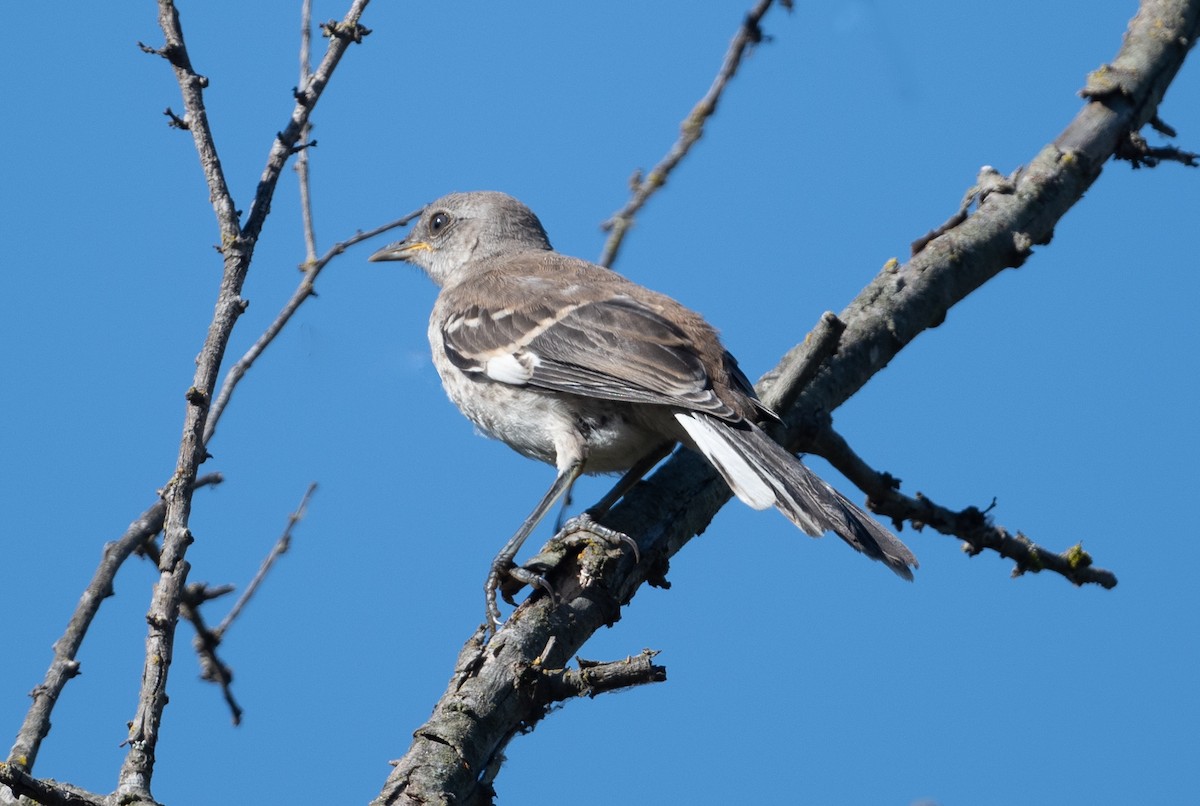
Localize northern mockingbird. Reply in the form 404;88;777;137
370;191;916;630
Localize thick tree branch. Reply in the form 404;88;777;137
376;2;1196;801
0;764;106;806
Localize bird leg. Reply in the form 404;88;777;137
557;442;674;563
486;443;672;634
552;487;575;532
485;461;582;633
581;441;674;521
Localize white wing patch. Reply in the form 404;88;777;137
674;413;776;510
484;350;539;385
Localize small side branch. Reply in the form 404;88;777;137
911;166;1016;256
216;483;318;637
812;427;1118;589
181;583;242;725
547;651;667;701
756;311;846;417
1116;130;1198;167
598;0;783;267
161;107;189;130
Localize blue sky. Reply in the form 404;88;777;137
4;2;1198;804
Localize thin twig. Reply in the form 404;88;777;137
137;480;317;728
297;0;318;262
242;8;372;246
911;166;1015;256
598;0;782;267
1115;130;1199;167
181;584;242;725
216;483;318;637
180;481;320;726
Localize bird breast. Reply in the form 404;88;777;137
429;331;663;474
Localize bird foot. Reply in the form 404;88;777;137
560;512;641;564
482;514;640;636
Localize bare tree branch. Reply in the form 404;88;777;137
548;651;667;700
5;474;222;774
811;427;1118;588
133;482;318;728
181;583;242;725
374;2;1196;800
755;311;847;420
10;6;389;789
474;651;667;793
296;0;319;263
243;11;371;246
0;764;106;806
117;2;372;800
598;0;783;267
141;2;239;245
1116;129;1199;167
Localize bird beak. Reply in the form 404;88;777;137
368;240;434;262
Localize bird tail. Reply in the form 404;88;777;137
674;412;917;580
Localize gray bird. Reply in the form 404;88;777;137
370;191;916;630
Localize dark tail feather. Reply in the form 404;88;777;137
682;412;917;579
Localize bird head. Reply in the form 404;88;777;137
369;191;553;287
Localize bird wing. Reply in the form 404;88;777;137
441;293;739;419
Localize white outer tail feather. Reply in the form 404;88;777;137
674;412;776;510
675;411;918;582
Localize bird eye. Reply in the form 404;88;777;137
429;211;451;234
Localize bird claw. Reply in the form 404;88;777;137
560;512;641;564
484;559;557;636
509;565;557;600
